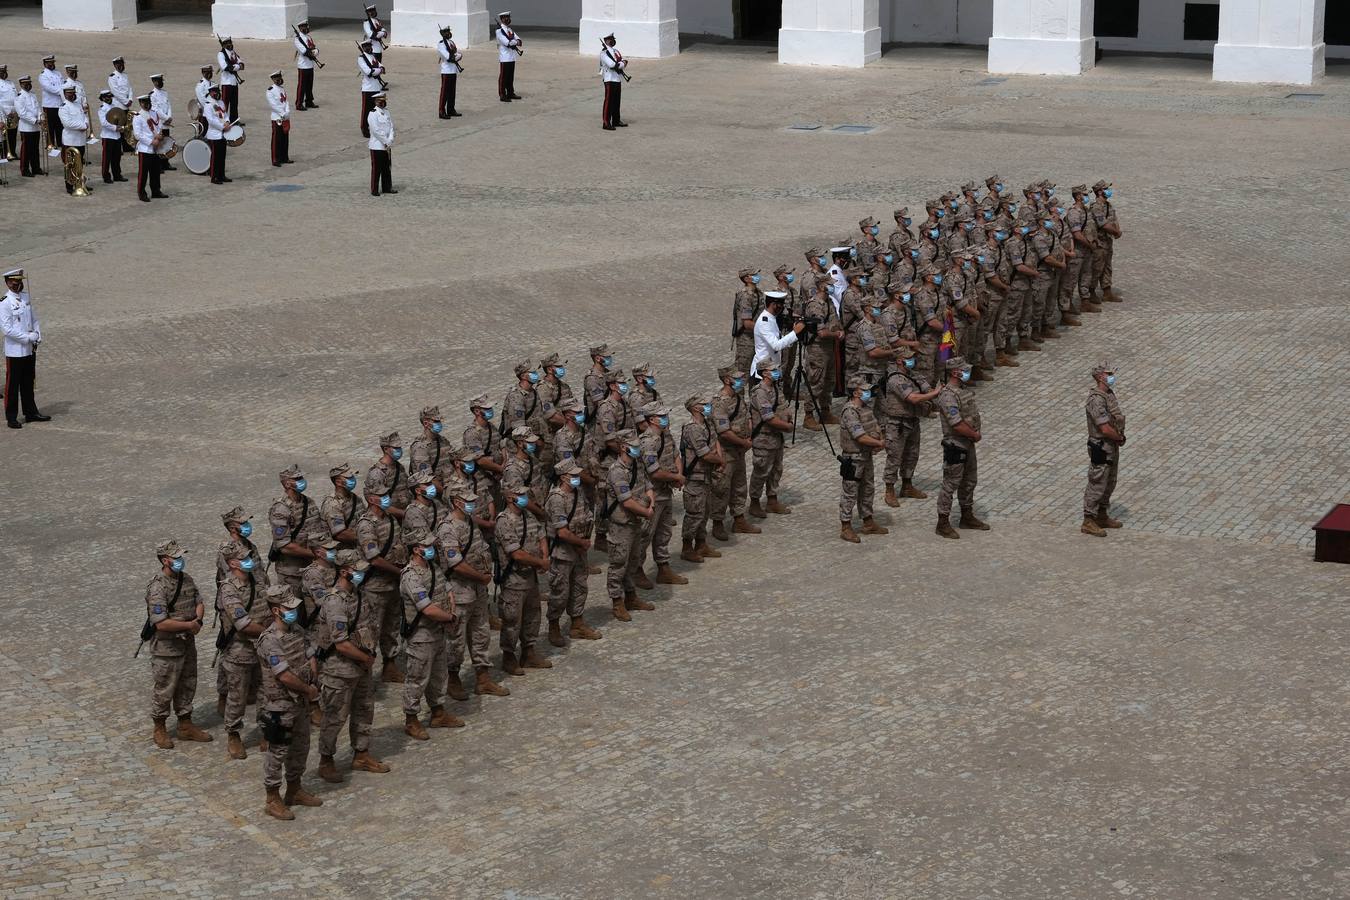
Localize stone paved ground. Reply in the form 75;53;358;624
1;10;1348;898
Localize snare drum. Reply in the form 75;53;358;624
160;135;178;160
224;124;246;147
182;138;212;175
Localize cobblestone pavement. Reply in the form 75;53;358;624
1;12;1348;898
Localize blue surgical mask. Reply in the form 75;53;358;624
554;366;566;378
860;389;872;403
785;273;795;284
936;210;946;218
996;183;1004;192
324;549;336;562
871;306;882;317
294;478;307;493
932;274;944;285
960;369;972;383
170;557;185;572
963;261;972;270
770;370;781;382
241;557;256;571
421;546;436;560
732;378;744;390
884;254;894;265
658;416;670;427
910;249;919;260
1047;188;1056;197
425;484;438;498
903;217;912;226
573;413;585;425
524;442;536;455
379;494;391;509
977;255;986;264
701;404;713;417
350;570;365;584
390;448;403;460
901;293;911;303
859;276;868;286
568;476;581;488
238;521;253;538
281;609;299;624
1104;189;1113;199
527;371;540;384
430;421;443;434
994;231;1006;241
817;256;827;267
1106;374;1116;387
1043;220;1053;230
1019;226;1030;235
1055;207;1065;216
482;408;494;421
949;200;959;209
645;376;656;387
626;446;640;458
849;248;858;258
462;461;476;474
928;229;939;239
750;274;761;284
617;383;629;395
1010;203;1019;214
904;357;915;369
602;356;614;367
983;211;993;220
515;494;529;507
463;501;476;514
870;226;879;236
963;222;973;231
344;476;357;490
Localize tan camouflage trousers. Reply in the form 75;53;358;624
606;519;646;600
881;417;921;486
709;449;746;521
749;445;784;501
804;341;835;417
937;443;978;518
547;557;588;620
1060;253;1086;313
1084;442;1120;517
1091;238;1114;292
150;644;198;719
220;649;258;733
364;584;400;662
448;582;492;672
683;478;711;542
639;491;674;566
499;573;542;657
261;701;309;789
402;634;447;716
1005;281;1030;343
839;451;875;522
318;669;373;756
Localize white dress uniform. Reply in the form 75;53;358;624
132;107;158;154
149;86;172;123
194;78;212;113
108;68;131;108
203;98;229;182
97;102;120;141
38;67;63;109
750;308;798;378
0;76;16;118
363;16;388;57
266;81;291;167
216;50;244;87
130;104;161;197
294;34;317;71
2;279;44;425
358;57;385;93
16;88;39;132
436;35;462;118
496;16;522;101
366;102;394;195
58;98;88;148
437;38;462;75
64;76;87;110
497;25;521;63
367;106;393;152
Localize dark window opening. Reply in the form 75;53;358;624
1095;0;1139;38
1183;3;1221;41
736;0;782;42
1327;0;1350;46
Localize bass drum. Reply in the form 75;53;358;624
182;138;212;175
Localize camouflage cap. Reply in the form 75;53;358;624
470;395;495;411
918;262;941;278
944;355;970;371
559;396;584;413
379;431;400;448
513;360;535;377
961;181;977;193
265;584;303;608
804;246;824;258
404;527;435;547
954;209;974;223
641;403;671;419
420;404;441;420
924;198;942;210
737;267;761;279
1025;182;1041;194
588;343;609;358
614;428;640;448
631;362;652;377
1092;361;1114;375
846;373;872;392
445;481;476;502
309;533;340;550
410;470;436;487
603;368;625;384
859;216;877;229
773;264;793;277
941;190;957;202
220;540;249;562
280;463;305;481
893;207;909;219
554;457;583;477
895;344;916;359
1042;180;1057;191
221;505;251;526
510;424;540;443
1092;179;1112;192
155;539;187;559
685;394;708;412
758;360;782;377
886;279;914;295
1071;183;1088;196
985;173;1002;186
717;365;745;381
539;352;564;368
329;462;359;480
335;549;370;571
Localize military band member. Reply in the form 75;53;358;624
194;65;213;122
1082;362;1125;536
437;25;464;119
496;12;524;102
38;55;64;148
145;540;212;750
358;40;385;138
363;5;389;61
56;84;88;193
203;83;231;185
108;56;131;110
545;458;600;644
256;584;323;820
267;71;293;167
15;76;41;177
837;375;888;543
217;542;269;760
935;356;989;539
709;367;755;539
2;269;46;428
0;65;16;155
96;89;126;184
747;361;792;518
216;36;245;123
681;393;726;561
293;20;320;110
315;550;390;784
367;92;395;196
132;94;166;201
437;482;509;697
604;429;655;621
400;528;461;739
600;32;627;130
268;464;318;593
355;485;407;683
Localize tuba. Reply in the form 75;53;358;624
63;145;91;196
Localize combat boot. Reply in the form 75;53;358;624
522;647;553;669
1018;338;1039;352
632;568;654;590
625;590;655;612
501;652;525;676
840;522;860;543
611;598;632;622
152;717;174;749
318;755;343;783
1082;299;1102;313
861;517;889;535
1103;288;1122;302
1041;326;1061;340
1062;313;1082;327
548;619;568;647
569;617;602;640
900;479;927;499
405;714;429;740
748;499;768;518
711;520;731;542
351;751;390;773
265;787;294;820
656;564;688;585
381;660;405;684
995;350;1019;367
733;515;761;534
822;410;841;425
176;716;213;743
695;540;721;559
1081;516;1106;537
227;731;246;760
284;781;323;808
680;538;704;563
959;510;991;530
428;705;465;727
766;496;791;515
884;485;900;507
446;671;469;701
804;413;823;431
935;516;960;539
476;667;510;696
1096;511;1123;529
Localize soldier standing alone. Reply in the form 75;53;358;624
1082;362;1126;536
934;356;990;539
144;540;212;749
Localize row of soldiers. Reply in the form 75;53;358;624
141;351;793;820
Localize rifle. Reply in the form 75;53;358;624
216;35;244;85
363;8;389;45
293;24;325;68
440;27;465;72
497;17;524;56
356;42;389;91
601;39;631;83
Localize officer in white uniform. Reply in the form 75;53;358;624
216;37;245;124
363;5;389;60
15;75;41;177
0;65;17;156
57;83;89;193
2;268;49;428
62;65;87;111
148;74;175;171
436;25;463;119
751;292;804;379
202;83;231;185
132;94;166;202
357;40;386;139
108;57;131;110
194;65;214;128
599;33;627;131
266;71;292;167
293;20;319;110
366;92;395;197
97;88;126;184
496;12;523;102
38;56;64;148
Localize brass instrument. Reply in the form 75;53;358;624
107;105;135;151
3;111;17;162
63;145;90;196
38;113;54;175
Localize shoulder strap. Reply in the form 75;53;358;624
378;515;396;559
286;496;309;545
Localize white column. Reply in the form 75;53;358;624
1213;0;1325;85
580;0;679;59
43;0;137;31
988;0;1095;76
779;0;881;68
392;0;490;49
211;0;307;40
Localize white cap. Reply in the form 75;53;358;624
149;73;164;80
3;268;24;278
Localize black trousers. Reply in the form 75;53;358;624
438;74;457;116
297;68;316;108
603;82;622;127
222;84;240;121
360;91;375;137
271;121;290;165
43;107;63;147
137;151;161;197
210;138;227;182
19;131;41;175
4;353;38;423
498;61;516;99
101;137;123;181
369;148;391;195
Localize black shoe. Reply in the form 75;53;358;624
151;192;169;198
163;164;177;171
6;421;20;429
282;159;294;164
386;188;398;194
115;175;129;182
602;124;616;131
103;177;114;184
508;93;522;100
211;179;223;185
272;162;283;167
500;96;511;102
371;191;380;197
221;177;233;183
296;104;307;111
22;172;35;177
449;111;463;117
25;413;51;423
438;114;451;119
308;102;319;108
615;121;628;127
139;194;150;202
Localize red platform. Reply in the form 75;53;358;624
1312;503;1350;564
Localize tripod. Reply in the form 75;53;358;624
788;348;839;461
